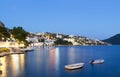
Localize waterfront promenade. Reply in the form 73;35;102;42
0;42;26;57
0;42;24;48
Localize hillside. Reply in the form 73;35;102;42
0;20;108;46
0;21;5;27
0;21;10;41
32;32;109;46
103;34;120;44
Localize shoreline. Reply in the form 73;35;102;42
54;44;111;46
0;44;112;57
0;47;34;57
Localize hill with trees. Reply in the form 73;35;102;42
11;27;29;42
0;21;5;27
0;21;10;41
103;34;120;44
0;21;29;45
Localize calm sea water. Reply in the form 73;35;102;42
0;45;120;77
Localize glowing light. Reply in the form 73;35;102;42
0;57;7;77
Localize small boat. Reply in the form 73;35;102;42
65;63;84;70
20;47;34;52
90;59;104;64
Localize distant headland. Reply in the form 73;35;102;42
103;34;120;45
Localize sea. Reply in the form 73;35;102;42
0;45;120;77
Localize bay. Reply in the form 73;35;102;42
0;45;120;77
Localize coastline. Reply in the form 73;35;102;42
0;48;10;57
0;44;111;57
54;44;111;47
0;47;34;57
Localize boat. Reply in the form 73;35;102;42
90;59;104;64
65;63;84;70
20;47;34;52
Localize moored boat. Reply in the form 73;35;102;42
20;47;34;52
65;63;84;70
90;59;104;64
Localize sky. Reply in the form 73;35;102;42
0;0;120;40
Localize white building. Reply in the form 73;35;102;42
69;35;74;38
26;36;38;42
35;32;45;36
45;39;55;46
56;33;62;38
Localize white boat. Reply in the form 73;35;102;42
90;59;104;64
20;47;34;52
65;63;84;70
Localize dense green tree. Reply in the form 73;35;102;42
0;21;11;41
40;39;45;42
11;26;29;42
0;26;10;41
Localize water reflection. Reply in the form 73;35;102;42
10;54;25;77
55;47;60;70
0;57;7;77
49;47;60;70
49;47;55;68
68;47;75;63
47;47;60;76
0;54;25;77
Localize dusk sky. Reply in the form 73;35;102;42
1;0;120;40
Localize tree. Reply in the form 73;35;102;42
11;26;29;42
40;39;45;42
0;26;10;41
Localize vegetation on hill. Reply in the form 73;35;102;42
0;21;10;41
103;34;120;44
0;21;29;46
11;26;29;43
0;21;5;27
54;38;73;45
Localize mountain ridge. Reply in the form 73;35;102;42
103;34;120;44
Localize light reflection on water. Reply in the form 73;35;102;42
68;47;75;64
0;57;7;77
45;47;60;77
55;47;60;71
0;54;25;77
48;47;60;70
